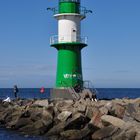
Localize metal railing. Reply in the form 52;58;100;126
50;35;88;45
53;6;87;17
61;81;81;100
83;80;98;95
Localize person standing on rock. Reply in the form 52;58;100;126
13;85;19;98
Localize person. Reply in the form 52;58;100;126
40;87;45;93
13;85;19;98
74;84;81;93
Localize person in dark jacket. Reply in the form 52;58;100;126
13;85;19;98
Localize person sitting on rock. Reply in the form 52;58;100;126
91;93;97;102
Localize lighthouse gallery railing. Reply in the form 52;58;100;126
50;35;88;45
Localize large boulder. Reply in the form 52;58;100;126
60;130;82;140
104;101;126;118
73;99;87;113
6;107;25;128
90;110;104;128
55;100;74;112
57;111;72;122
112;129;136;140
92;125;119;140
123;103;140;122
101;115;126;129
46;122;66;136
33;99;49;108
80;123;97;139
65;113;90;130
14;118;33;129
19;118;53;135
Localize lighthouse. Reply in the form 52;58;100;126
49;0;91;98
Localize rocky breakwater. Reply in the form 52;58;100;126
0;98;140;140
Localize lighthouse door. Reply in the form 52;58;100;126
71;28;77;42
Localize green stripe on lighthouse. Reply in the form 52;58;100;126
56;46;83;87
59;0;80;14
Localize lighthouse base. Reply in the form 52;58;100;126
50;88;80;100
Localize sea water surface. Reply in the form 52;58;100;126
0;88;140;140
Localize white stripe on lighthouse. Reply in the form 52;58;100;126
55;14;82;43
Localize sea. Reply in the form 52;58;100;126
0;88;140;140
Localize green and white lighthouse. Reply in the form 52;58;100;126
49;0;91;98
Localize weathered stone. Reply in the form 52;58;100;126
105;102;126;119
133;113;140;122
114;104;126;119
65;113;90;130
135;132;140;140
14;118;33;129
99;107;108;115
80;123;97;139
60;130;82;140
123;103;140;122
0;98;140;138
57;111;72;122
112;128;136;140
92;125;119;140
77;103;86;113
85;107;98;119
19;118;53;135
55;100;74;112
30;110;42;122
90;110;104;128
46;122;66;136
101;115;126;128
125;129;136;140
33;99;49;107
47;135;61;140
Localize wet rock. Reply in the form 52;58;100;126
101;115;126;128
57;111;72;122
92;125;119;140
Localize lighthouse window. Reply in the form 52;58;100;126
73;29;76;32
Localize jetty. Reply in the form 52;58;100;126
0;98;140;139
